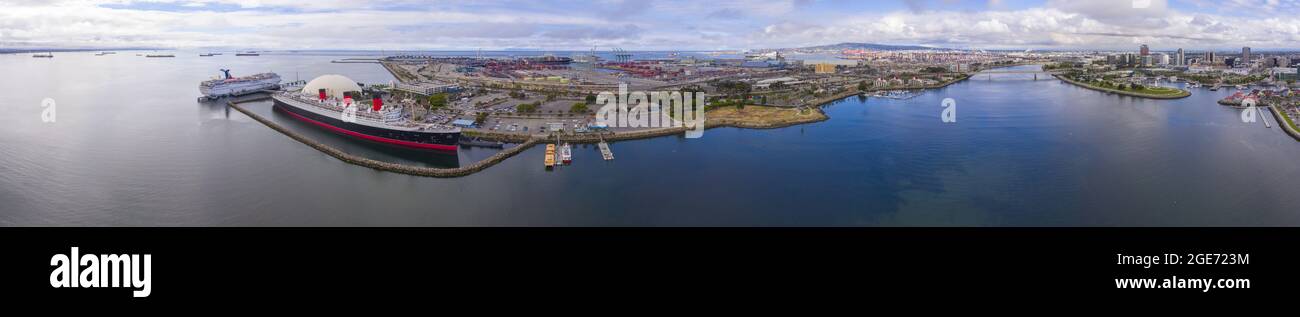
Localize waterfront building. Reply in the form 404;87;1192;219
1271;67;1298;81
1176;48;1185;66
1242;47;1252;65
1159;53;1170;66
1140;44;1150;56
814;63;836;74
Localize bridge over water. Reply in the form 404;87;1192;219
975;68;1065;80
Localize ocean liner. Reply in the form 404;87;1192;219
271;75;460;151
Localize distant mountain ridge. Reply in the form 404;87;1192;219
794;42;936;51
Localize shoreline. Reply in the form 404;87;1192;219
227;96;541;178
1270;106;1300;142
219;61;973;178
1054;74;1191;99
463;74;971;144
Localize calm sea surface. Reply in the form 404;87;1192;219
2;51;1298;226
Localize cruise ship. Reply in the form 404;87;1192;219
199;69;281;99
271;75;460;151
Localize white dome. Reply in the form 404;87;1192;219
300;74;361;100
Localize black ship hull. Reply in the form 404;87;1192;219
273;99;459;151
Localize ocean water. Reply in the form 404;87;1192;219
2;52;1298;226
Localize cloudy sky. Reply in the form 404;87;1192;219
1;0;1298;50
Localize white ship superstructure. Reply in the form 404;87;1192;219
199;69;281;99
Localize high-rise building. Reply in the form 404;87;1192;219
1159;53;1170;65
1140;44;1150;56
1242;47;1251;65
1204;51;1216;65
1176;48;1185;66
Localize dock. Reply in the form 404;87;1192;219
1261;107;1272;128
598;140;614;161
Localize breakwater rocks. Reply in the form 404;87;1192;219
228;98;540;178
470;127;690;144
468;107;829;144
380;61;419;83
1270;106;1300;142
1054;75;1191;99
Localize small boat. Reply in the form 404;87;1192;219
236;52;260;56
1236;85;1247;90
560;143;572;164
544;144;557;169
32;52;53;58
199;53;215;57
145;54;175;58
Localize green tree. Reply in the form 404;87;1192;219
428;92;448;110
570;102;589;113
516;102;540;113
585;94;597;104
857;80;867;91
474;112;489;125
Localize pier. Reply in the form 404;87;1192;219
227;95;540;178
1261;107;1272;128
598;138;614;161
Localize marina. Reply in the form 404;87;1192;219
863;90;921;100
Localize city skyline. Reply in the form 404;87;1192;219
1;0;1299;51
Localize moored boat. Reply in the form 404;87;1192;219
271;74;459;151
544;144;557;168
560;143;572;164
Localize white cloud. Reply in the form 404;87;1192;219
0;0;1297;50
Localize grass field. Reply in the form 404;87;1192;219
706;105;827;128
